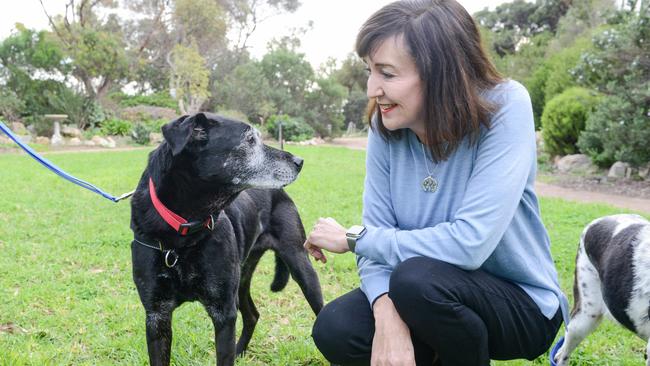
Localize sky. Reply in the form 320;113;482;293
0;0;514;68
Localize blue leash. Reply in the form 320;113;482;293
0;120;134;203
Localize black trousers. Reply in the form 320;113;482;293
312;257;562;366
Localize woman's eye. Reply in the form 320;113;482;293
381;72;394;79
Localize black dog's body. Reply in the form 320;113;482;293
130;113;323;366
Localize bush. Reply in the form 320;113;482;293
265;114;314;142
578;93;650;168
111;91;178;110
23;115;52;137
131;123;151;145
541;87;600;156
100;118;131;136
0;90;25;121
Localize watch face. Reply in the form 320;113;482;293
348;225;366;237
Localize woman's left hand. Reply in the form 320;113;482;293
304;217;349;263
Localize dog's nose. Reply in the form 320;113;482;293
292;156;304;171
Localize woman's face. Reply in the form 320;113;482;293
365;35;426;137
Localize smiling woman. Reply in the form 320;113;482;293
304;1;568;365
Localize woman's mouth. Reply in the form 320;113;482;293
379;103;398;113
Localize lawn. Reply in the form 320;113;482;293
0;145;646;365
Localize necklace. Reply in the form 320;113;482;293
420;143;438;193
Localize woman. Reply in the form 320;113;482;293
304;1;568;365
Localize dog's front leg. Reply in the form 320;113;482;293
206;304;238;366
145;309;174;366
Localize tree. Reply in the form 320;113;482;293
218;60;275;123
40;0;131;102
169;43;211;114
304;76;347;136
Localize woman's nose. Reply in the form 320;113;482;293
366;74;383;99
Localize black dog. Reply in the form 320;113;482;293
129;112;323;366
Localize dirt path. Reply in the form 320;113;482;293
329;137;650;214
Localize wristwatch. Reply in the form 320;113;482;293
346;225;366;252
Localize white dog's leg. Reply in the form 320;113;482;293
555;238;605;366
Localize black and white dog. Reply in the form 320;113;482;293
129;112;323;366
555;214;650;365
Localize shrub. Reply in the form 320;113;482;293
23;115;52;137
265;114;314;142
111;91;177;110
541;87;600;156
100;118;131;136
578;93;650;168
0;90;25;121
131;123;151;145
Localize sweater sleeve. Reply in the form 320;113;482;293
357;124;397;305
355;83;537;269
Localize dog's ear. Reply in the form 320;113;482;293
162;113;210;156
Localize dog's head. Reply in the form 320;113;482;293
161;112;303;190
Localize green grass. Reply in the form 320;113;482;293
0;146;646;365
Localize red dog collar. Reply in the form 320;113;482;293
149;178;216;235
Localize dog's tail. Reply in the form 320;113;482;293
270;253;290;292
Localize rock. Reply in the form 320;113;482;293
68;137;82;146
608;161;631;179
61;125;82;138
91;135;110;147
0;135;12;144
83;140;96;147
555;154;596;174
10;122;27;134
149;132;163;144
535;131;544;154
36;136;50;145
639;163;650;180
105;136;116;148
16;135;31;143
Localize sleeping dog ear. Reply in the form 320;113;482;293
161;113;210;156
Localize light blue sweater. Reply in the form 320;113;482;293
355;80;568;322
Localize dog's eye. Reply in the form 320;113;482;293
247;135;256;145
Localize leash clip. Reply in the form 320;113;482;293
164;250;179;268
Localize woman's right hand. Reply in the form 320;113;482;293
371;295;416;366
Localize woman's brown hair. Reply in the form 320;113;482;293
357;0;503;162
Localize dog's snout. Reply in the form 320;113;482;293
292;156;304;171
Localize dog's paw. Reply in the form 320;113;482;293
554;345;570;366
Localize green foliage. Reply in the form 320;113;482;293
23;115;52;137
303;77;347;137
218;61;275;123
131;122;152;145
265;114;314;142
573;6;649;167
170;43;211;114
541;87;601;156
0;89;25;121
523;35;593;127
100;118;131;136
44;87;106;130
111;91;177;109
578;92;650;168
343;90;370;128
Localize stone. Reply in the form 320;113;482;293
555;154;596;174
61;125;82;138
608;161;631;179
638;163;650;180
91;135;110;147
0;135;12;144
36;136;50;145
83;140;96;147
68;137;82;146
105;136;116;148
16;135;31;143
10;122;27;134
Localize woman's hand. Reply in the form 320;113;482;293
371;295;416;366
303;217;348;263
